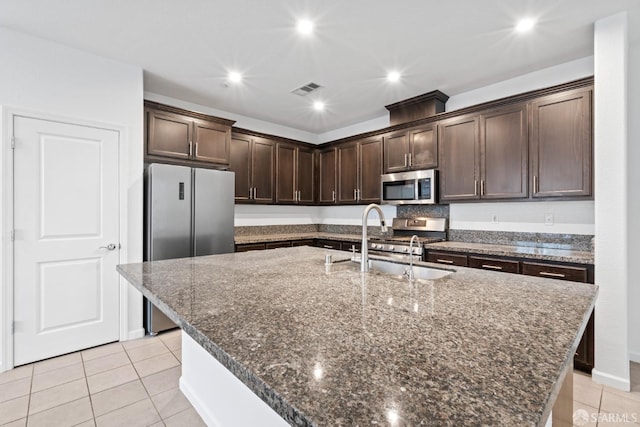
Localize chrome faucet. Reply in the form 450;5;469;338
361;204;388;272
405;235;421;281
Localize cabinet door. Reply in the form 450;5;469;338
147;110;192;160
275;144;296;204
297;147;315;204
337;144;358;204
359;137;383;203
439;115;480;201
193;119;230;165
530;89;592;198
251;138;275;203
480;104;528;199
410;125;437;170
319;148;337;204
383;132;409;173
229;134;252;202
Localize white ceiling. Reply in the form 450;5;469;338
0;0;638;134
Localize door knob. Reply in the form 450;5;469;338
99;243;118;251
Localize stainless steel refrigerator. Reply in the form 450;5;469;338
144;163;235;334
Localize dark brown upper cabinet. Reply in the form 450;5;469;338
338;136;383;204
318;148;337;204
275;143;315;205
439;104;528;202
383;124;437;173
480;103;528;199
229;133;274;204
145;102;233;166
530;88;592;198
439;115;480;202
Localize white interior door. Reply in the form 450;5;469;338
13;115;120;366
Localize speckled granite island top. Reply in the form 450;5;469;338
117;246;597;426
426;241;594;264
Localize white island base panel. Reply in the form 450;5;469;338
179;331;289;427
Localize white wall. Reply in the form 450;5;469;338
450;201;594;234
145;92;318;144
0;27;145;371
317;115;390;144
592;13;629;390
628;18;640;364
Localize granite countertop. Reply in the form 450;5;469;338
117;246;597;426
234;232;363;245
426;241;594;264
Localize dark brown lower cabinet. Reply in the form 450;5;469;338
291;239;315;247
265;241;292;249
235;243;266;252
427;248;595;373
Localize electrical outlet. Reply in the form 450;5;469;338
491;214;498;223
544;213;554;226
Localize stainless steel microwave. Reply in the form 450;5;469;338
381;169;437;205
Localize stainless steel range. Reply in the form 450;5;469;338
368;217;447;260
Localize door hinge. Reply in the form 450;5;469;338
11;321;15;334
10;229;15;242
10;136;15;149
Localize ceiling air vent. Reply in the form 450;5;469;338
291;82;322;96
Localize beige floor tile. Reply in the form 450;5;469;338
31;362;85;393
83;351;131;377
0;377;31;404
600;389;640;415
133;353;179;378
603;385;640;403
0;365;33;386
81;342;123;362
125;341;170;363
73;420;96;427
33;353;82;375
29;378;88;415
571;401;598;426
573;380;603;409
597;412;640;426
163;407;206;427
150;387;191;419
94;398;161;427
1;417;27;427
0;396;29;425
171;350;181;363
87;364;139;395
91;380;149;417
141;366;181;396
122;336;160;351
147;423;165;427
26;397;93;427
159;335;181;352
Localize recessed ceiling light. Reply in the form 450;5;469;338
313;101;325;111
515;18;536;33
227;71;242;84
297;19;314;35
387;71;401;83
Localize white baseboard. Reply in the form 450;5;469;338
126;328;146;341
592;369;631;391
629;352;640;363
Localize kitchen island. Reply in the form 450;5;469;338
117;246;597;426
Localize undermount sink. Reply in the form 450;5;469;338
367;258;453;280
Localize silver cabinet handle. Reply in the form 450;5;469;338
408;153;412;167
436;259;454;264
539;271;566;278
404;153;408;167
481;180;485;196
99;243;117;251
474;180;478;196
250;187;255;200
298;190;302;201
294;190;298;202
533;175;538;194
481;264;503;270
332;190;336;202
195;142;199;157
353;189;357;201
253;187;257;200
188;141;193;157
357;189;361;201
